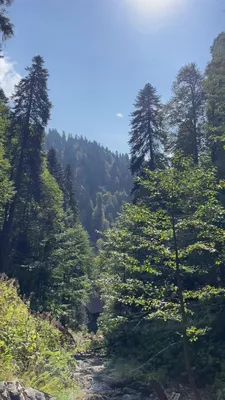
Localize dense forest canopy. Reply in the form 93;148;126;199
2;4;225;399
45;129;132;240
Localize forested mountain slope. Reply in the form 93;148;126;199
45;129;132;241
2;2;225;398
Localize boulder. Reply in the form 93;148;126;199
0;382;56;400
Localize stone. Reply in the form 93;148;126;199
121;394;138;400
0;383;56;400
170;393;181;400
24;387;55;400
123;388;140;395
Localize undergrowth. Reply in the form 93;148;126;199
0;276;84;399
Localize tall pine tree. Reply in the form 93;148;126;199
0;0;14;54
129;83;165;177
64;164;78;223
47;147;65;192
167;63;205;163
205;32;225;177
0;55;51;271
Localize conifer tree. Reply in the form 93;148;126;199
64;164;78;222
167;63;205;163
0;88;8;104
0;101;14;227
47;147;65;192
205;32;225;177
0;55;51;271
129;83;165;177
92;193;105;242
0;0;14;54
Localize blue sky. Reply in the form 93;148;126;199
0;0;224;153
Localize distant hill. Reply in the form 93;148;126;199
45;129;132;241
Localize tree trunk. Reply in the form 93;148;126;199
171;209;202;400
191;87;199;165
147;102;155;171
182;330;202;400
219;264;225;287
150;379;168;400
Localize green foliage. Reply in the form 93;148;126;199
2;25;225;397
129;83;166;176
0;60;94;331
0;102;14;227
46;224;93;329
64;164;79;223
0;0;14;54
0;277;82;399
166;63;205;163
98;155;225;387
0;55;52;271
47;147;66;192
45;129;132;239
205;32;225;176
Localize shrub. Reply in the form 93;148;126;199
0;276;83;399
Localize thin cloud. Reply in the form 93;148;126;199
116;113;123;118
0;57;21;97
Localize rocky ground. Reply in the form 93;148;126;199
0;358;213;400
74;353;147;399
74;353;190;400
0;382;55;400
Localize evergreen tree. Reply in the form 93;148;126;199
0;88;8;104
129;83;165;177
48;224;93;329
17;164;64;307
92;193;105;242
0;0;14;54
0;101;14;227
45;129;132;240
0;55;51;271
167;63;205;163
47;147;65;192
205;32;225;177
64;164;78;222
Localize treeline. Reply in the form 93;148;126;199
0;56;94;329
98;32;225;399
45;129;132;241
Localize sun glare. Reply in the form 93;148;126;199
125;0;186;33
131;0;179;14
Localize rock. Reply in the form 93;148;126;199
120;393;143;400
0;382;56;400
0;382;25;400
24;388;54;400
123;388;139;395
170;392;181;400
122;388;143;399
121;395;137;400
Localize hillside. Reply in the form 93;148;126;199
2;3;225;398
45;129;133;241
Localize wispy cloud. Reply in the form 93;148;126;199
0;57;21;97
116;113;123;118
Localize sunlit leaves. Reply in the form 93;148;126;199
99;155;225;345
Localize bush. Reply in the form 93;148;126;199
0;276;83;399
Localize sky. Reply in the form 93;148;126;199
0;0;225;153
